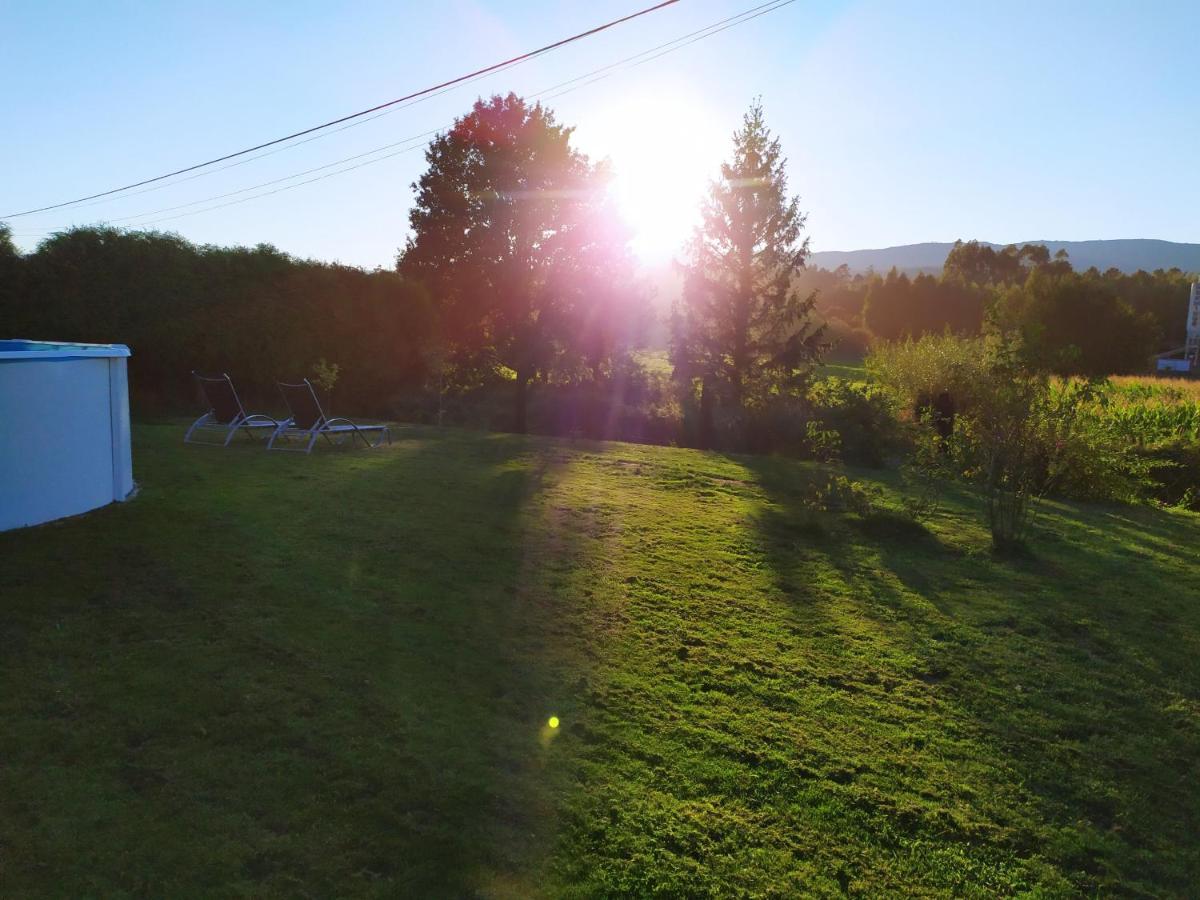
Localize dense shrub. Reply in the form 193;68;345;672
866;332;989;418
2;227;436;416
1140;443;1200;510
668;373;902;466
805;377;901;466
870;333;1166;549
821;317;873;361
951;372;1160;548
393;358;683;447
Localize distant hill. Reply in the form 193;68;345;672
809;239;1200;276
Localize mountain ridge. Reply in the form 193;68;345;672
809;239;1200;275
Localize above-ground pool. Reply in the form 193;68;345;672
0;340;135;531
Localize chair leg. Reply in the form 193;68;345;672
223;414;248;447
266;422;286;450
184;413;212;444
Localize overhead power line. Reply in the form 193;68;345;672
14;56;535;219
2;0;681;219
13;0;796;237
11;0;786;225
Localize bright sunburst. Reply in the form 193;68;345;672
578;88;728;263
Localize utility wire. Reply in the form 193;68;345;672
16;0;795;235
48;1;786;224
541;0;793;101
17;56;535;219
71;0;785;217
3;0;681;219
97;1;791;227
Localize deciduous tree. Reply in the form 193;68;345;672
399;93;635;432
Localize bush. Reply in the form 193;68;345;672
866;332;989;419
677;373;901;465
948;372;1093;550
806;377;902;466
800;471;883;516
872;333;1158;550
734;397;810;456
821;317;873;361
393;357;684;446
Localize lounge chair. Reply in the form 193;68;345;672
185;372;284;446
267;378;390;453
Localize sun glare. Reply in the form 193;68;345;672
579;90;727;263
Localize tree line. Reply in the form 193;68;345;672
0;225;434;413
804;240;1196;375
2;93;1196;446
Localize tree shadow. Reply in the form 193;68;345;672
224;427;605;895
737;453;1200;893
0;424;590;896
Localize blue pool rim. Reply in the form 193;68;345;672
0;339;131;360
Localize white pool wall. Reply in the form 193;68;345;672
0;340;134;531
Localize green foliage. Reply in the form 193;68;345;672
943;239;1071;287
673;99;825;435
819;314;874;361
870;334;1163;548
309;357;340;395
866;331;989;413
988;267;1159;375
806;376;902;466
799;470;885;516
862;269;987;340
803;419;842;462
1091;378;1200;509
0;222;21;324
803;244;1193;373
1100;381;1200;445
399;93;641;433
948;364;1095;550
0;226;434;414
1094;267;1196;347
898;426;953;522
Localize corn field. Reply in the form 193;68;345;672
1092;377;1200;446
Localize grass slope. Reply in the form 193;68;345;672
2;425;1198;896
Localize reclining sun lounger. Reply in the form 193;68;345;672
185;372;284;446
267;378;390;454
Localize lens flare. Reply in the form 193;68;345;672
574;87;725;263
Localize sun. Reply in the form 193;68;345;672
575;88;727;263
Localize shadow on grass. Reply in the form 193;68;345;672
0;425;584;896
739;454;1200;894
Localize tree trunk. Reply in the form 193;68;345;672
728;367;744;413
698;375;715;450
514;369;530;434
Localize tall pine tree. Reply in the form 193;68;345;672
673;100;824;444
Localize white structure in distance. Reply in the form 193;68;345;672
1155;282;1200;374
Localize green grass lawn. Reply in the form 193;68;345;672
2;424;1198;896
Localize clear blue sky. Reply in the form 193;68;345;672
3;0;1198;268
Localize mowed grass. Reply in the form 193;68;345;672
2;424;1199;896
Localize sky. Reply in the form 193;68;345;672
3;0;1198;269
